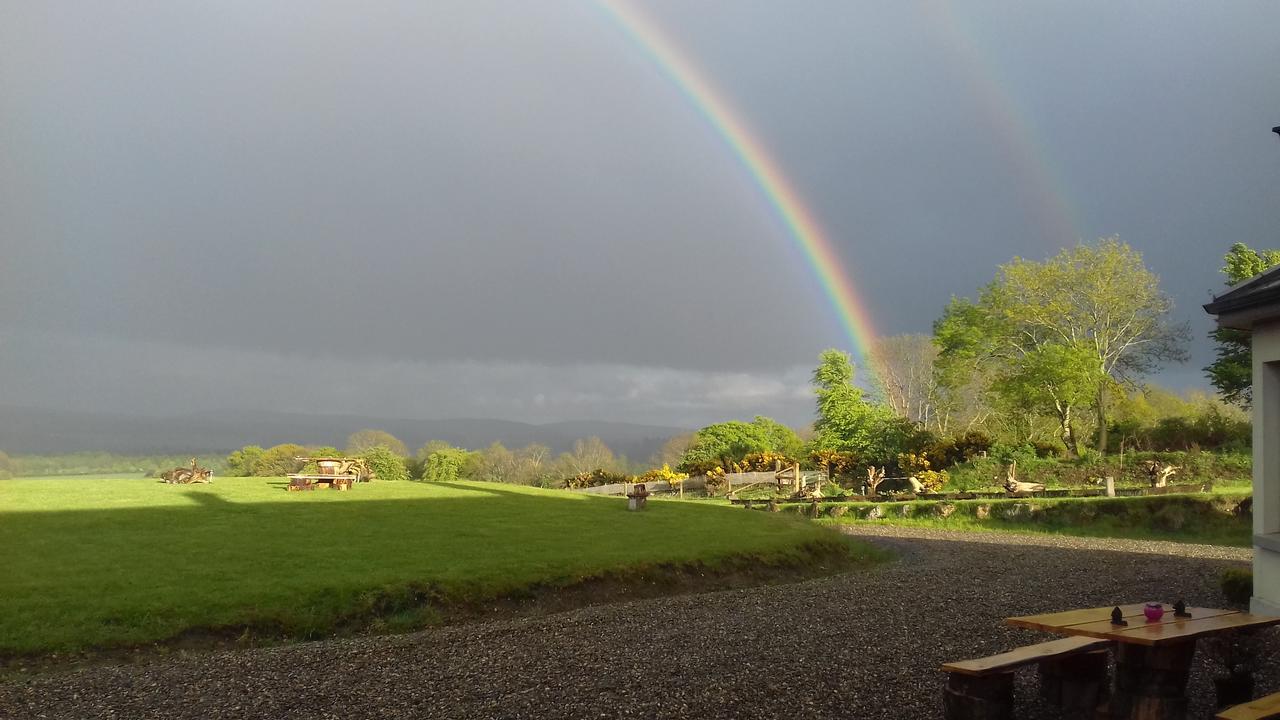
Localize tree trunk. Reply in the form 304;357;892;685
1059;403;1079;458
1096;383;1109;455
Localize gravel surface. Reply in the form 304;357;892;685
1;528;1268;720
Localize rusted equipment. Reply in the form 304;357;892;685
163;458;213;484
626;483;650;511
286;457;372;491
294;457;372;482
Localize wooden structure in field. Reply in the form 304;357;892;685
287;456;371;491
163;458;213;484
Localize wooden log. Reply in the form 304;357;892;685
1038;649;1109;710
943;672;1014;720
1109;642;1196;720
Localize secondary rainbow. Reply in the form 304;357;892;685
597;0;882;377
918;0;1079;247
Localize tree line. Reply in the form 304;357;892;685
671;237;1253;487
222;429;640;487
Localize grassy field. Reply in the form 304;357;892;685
0;476;872;657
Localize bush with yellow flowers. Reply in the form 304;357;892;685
638;464;689;488
897;452;948;493
739;451;798;472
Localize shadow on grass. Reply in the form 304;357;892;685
0;482;874;664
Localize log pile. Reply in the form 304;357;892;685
162;458;213;484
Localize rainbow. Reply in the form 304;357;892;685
597;0;883;379
918;0;1079;247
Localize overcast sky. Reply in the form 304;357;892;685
2;1;1279;429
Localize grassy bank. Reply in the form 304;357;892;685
770;493;1253;547
0;477;877;659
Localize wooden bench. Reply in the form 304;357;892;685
1219;693;1280;720
942;636;1112;720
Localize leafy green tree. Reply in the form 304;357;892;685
346;429;408;456
678;417;801;473
252;444;308;476
358;445;409;482
809;349;901;463
1206;242;1280;407
935;238;1187;453
993;342;1106;455
225;445;265;477
748;416;804;460
423;446;475;482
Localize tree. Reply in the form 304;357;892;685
935;238;1188;453
346;429;408;456
0;450;11;480
747;416;804;460
358;445;409;482
810;349;901;462
556;437;619;477
513;443;554;486
650;433;696;469
476;442;517;483
993;342;1106;455
1206;242;1280;407
869;334;942;427
678;417;801;473
225;445;265;476
252;444;308;476
423;446;476;483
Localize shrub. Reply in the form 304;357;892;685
638;464;688;487
1032;441;1065;459
1221;568;1253;606
896;452;947;492
226;445;265;477
926;431;993;469
252;444;308;477
704;466;727;495
915;470;948;493
423;447;474;483
358;445;409;483
564;468;632;489
739;451;798;472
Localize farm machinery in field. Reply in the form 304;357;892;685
286;456;372;491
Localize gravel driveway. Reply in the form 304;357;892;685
1;527;1268;720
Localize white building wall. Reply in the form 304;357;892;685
1252;320;1280;614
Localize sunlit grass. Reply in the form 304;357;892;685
0;476;869;655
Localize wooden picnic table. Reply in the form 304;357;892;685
1007;604;1280;719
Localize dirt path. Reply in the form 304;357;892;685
1;528;1263;719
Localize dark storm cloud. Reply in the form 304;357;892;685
2;1;1278;426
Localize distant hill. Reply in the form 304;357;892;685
0;406;689;462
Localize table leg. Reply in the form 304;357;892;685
1102;642;1196;720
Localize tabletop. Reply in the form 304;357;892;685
1005;603;1280;646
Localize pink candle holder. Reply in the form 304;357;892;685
1144;602;1165;622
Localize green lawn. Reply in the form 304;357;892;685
0;477;867;656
